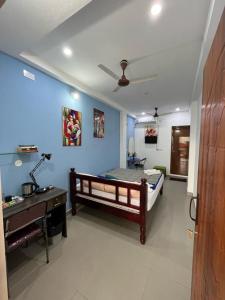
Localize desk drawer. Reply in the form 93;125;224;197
47;194;66;211
6;202;46;234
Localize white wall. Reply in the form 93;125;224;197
135;111;190;173
187;98;201;194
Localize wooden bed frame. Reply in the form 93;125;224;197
70;168;163;244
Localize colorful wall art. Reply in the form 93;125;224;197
145;126;158;144
63;107;82;146
94;108;104;138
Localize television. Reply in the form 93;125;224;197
145;136;158;144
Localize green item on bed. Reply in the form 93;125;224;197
153;166;166;177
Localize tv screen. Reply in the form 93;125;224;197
145;136;158;144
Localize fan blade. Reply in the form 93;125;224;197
159;112;174;116
130;74;158;84
160;109;188;116
129;54;151;65
113;86;121;93
128;42;199;66
145;113;154;117
0;0;6;8
98;64;120;81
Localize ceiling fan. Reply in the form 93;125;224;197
0;0;6;8
98;59;158;92
142;107;183;120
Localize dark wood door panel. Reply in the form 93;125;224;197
170;126;190;176
191;7;225;300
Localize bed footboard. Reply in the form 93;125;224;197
70;168;148;244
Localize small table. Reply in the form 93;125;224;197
3;188;67;237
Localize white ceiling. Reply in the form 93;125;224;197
0;0;92;54
0;0;211;114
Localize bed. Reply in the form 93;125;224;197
70;168;164;244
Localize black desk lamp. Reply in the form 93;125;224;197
29;153;52;194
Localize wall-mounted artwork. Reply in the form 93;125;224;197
145;126;158;144
94;108;104;138
63;107;82;146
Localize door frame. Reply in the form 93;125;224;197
191;7;225;299
0;172;8;299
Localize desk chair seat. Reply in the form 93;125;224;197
5;202;49;297
134;158;147;169
6;223;42;253
5;202;49;262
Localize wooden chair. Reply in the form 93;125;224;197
5;202;49;295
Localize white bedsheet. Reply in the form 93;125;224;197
79;174;164;212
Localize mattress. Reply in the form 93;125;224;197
77;174;164;212
100;168;162;190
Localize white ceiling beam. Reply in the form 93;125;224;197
20;51;132;114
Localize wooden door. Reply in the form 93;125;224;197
0;173;8;300
170;126;190;176
191;8;225;300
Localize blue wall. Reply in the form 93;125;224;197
0;52;120;206
127;115;136;155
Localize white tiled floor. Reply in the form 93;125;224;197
8;179;194;300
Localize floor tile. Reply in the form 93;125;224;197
70;291;88;300
142;267;191;300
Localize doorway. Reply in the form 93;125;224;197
170;126;190;176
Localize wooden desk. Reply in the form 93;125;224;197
3;188;67;238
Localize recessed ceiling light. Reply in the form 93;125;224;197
71;91;80;100
176;107;180;112
150;3;162;17
142;112;146;115
63;47;73;57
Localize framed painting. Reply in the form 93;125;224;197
145;126;158;144
63;107;82;146
94;108;104;138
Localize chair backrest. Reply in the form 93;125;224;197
5;202;46;237
140;158;147;165
135;158;147;165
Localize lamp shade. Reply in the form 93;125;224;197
42;153;52;160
